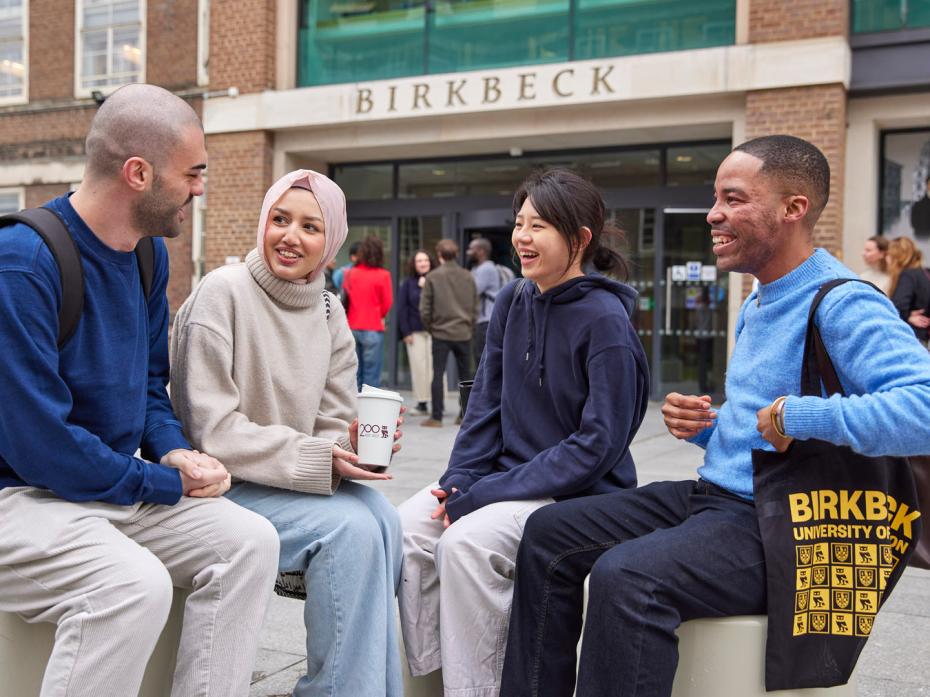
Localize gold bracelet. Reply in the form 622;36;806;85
770;396;788;438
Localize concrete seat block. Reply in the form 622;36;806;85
671;615;856;697
0;588;188;697
397;590;858;697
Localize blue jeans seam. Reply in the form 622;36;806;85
530;540;620;697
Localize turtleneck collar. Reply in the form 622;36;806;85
246;248;324;308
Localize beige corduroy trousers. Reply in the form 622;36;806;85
0;486;279;697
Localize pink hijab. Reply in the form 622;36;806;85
256;169;349;283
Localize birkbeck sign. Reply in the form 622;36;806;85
354;62;620;117
201;39;850;134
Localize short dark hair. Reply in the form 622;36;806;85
734;135;830;225
436;239;458;261
468;238;492;257
513;168;629;277
407;249;437;278
348;241;361;258
357;236;384;268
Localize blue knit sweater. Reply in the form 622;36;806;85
694;249;930;499
0;195;188;504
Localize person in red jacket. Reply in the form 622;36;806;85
345;236;393;389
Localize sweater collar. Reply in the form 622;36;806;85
756;248;832;305
246;248;323;308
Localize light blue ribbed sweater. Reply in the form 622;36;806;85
693;248;930;499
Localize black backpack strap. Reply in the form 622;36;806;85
135;236;155;299
801;277;882;398
0;208;84;349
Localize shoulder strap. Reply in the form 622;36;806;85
0;209;157;349
0;208;84;349
801;278;881;398
135;236;155;300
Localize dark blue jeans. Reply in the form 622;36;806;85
352;329;384;390
500;480;767;697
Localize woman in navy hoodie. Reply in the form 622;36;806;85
397;168;650;697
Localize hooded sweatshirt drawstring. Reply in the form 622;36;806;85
523;286;571;386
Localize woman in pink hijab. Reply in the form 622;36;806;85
171;170;404;697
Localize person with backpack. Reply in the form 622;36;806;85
0;84;279;697
170;169;405;697
398;168;649;697
467;236;515;365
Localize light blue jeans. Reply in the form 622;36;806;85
352;330;385;390
227;480;403;697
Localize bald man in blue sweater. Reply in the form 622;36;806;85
500;136;930;697
0;85;278;697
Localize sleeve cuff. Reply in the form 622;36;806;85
444;490;474;522
686;425;714;449
143;462;184;505
783;396;833;442
294;438;339;495
143;422;192;462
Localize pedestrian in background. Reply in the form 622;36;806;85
399;249;437;415
333;240;360;292
467;236;511;365
346;236;393;388
420;239;478;427
860;234;891;295
888;236;930;345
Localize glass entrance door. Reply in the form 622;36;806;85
656;210;727;401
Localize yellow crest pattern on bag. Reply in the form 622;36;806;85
789;488;919;637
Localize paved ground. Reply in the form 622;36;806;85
249;395;930;696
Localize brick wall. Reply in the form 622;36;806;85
209;0;276;94
147;0;200;90
749;0;848;43
24;183;71;209
203;131;274;272
29;0;75;101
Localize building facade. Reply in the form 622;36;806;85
2;0;928;397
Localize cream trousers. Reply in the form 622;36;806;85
398;483;552;697
0;487;279;697
406;331;433;404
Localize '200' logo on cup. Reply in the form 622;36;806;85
359;423;390;439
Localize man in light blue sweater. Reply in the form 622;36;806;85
500;136;930;697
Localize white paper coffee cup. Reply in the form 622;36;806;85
356;385;404;468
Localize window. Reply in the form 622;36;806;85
298;0;735;87
76;0;144;95
0;0;27;103
853;0;930;33
880;129;930;249
0;187;24;214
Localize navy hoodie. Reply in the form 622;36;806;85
440;274;649;521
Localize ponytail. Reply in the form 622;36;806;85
589;224;629;279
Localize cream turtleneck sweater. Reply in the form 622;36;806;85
170;249;356;495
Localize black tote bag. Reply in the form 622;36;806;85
752;278;922;690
